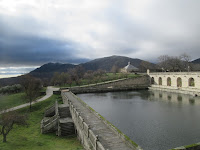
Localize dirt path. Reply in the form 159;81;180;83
0;86;59;114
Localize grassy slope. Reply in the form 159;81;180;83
59;73;140;88
0;93;27;110
0;94;83;150
0;88;47;110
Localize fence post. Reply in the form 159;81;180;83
95;135;99;150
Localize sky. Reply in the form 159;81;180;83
0;0;200;77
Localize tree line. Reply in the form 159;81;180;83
50;66;130;87
157;53;200;72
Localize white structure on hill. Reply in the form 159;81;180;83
121;62;139;73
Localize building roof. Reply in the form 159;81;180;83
124;62;139;71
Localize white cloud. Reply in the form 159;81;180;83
0;0;200;65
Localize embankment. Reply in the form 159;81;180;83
61;75;150;94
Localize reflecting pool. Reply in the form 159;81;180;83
77;90;200;150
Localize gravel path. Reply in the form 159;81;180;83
0;86;59;114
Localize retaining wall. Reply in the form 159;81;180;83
171;142;200;150
62;92;107;150
62;91;142;150
65;75;150;94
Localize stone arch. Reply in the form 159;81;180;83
177;77;182;87
167;77;171;86
151;77;155;84
159;77;162;85
189;78;195;87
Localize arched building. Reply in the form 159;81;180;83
148;70;200;96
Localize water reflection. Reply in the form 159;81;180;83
149;90;200;105
77;90;200;150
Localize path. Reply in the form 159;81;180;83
63;91;140;150
0;86;59;114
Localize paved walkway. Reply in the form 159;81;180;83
63;91;139;150
0;86;59;114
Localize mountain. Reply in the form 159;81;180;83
30;55;157;74
191;58;200;64
29;63;76;84
0;55;157;86
32;63;76;73
82;55;154;71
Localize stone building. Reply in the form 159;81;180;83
148;70;200;96
121;62;139;73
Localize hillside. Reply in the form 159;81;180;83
82;55;142;71
192;58;200;64
29;63;76;80
0;55;157;86
82;55;157;71
30;55;156;74
31;63;76;73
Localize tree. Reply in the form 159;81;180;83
111;65;119;74
0;112;27;142
139;61;154;72
22;75;42;111
180;53;192;71
158;55;170;71
158;54;191;72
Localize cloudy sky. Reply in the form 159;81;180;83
0;0;200;77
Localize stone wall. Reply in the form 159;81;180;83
148;71;200;96
62;91;142;150
171;142;200;150
62;92;107;150
65;75;150;94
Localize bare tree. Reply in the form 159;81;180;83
22;75;42;111
0;112;27;142
158;55;170;71
111;65;119;74
180;53;192;71
139;61;154;72
158;54;191;72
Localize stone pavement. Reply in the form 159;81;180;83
0;86;59;114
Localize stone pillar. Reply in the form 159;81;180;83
147;69;150;75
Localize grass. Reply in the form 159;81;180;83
40;87;47;93
0;94;83;150
59;73;140;88
0;87;48;111
170;143;200;150
0;93;28;110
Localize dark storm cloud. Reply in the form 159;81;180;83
0;17;88;67
0;0;200;68
0;35;81;66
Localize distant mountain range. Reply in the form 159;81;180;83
1;55;200;86
0;55;156;86
31;55;156;74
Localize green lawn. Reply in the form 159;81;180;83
0;94;83;150
0;93;28;110
0;87;48;111
59;73;140;88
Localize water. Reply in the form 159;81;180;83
77;90;200;150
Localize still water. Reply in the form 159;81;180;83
77;90;200;150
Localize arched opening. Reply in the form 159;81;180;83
167;77;171;86
177;77;182;87
159;77;162;85
151;77;155;84
189;78;195;87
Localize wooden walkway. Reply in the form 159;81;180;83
63;91;141;150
